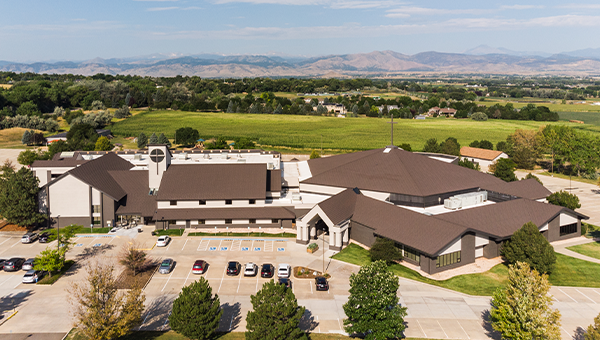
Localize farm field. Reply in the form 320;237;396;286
110;110;591;152
558;111;600;126
481;99;600;113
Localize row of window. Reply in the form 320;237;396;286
168;219;279;225
170;199;257;206
560;223;578;236
436;251;461;268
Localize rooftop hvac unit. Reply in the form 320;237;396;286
179;153;188;160
221;153;229;160
133;154;141;161
291;193;302;202
444;191;487;210
444;198;462;210
267;163;274;170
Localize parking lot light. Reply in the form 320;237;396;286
248;226;250;237
226;226;229;236
259;226;262;237
90;224;93;234
214;226;217;235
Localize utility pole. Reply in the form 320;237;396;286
56;215;60;251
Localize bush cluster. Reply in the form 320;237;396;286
0;114;59;132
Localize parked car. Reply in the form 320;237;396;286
261;263;274;278
21;232;38;244
38;232;50;243
3;258;25;271
159;258;174;274
22;270;46;284
278;278;292;289
0;259;6;267
277;263;291;278
22;258;35;271
315;277;329;291
156;236;171;247
226;261;240;276
244;262;257;276
192;260;207;274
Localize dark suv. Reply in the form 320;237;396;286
38;232;50;243
3;258;25;271
226;261;240;276
315;277;329;291
261;264;274;278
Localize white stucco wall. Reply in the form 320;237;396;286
560;213;578;226
299;183;345;196
361;190;390;202
49;174;89;217
439;237;462;256
475;235;489;247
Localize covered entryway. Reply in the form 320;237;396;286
296;205;349;251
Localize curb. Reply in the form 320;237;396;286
142;265;160;291
0;310;18;326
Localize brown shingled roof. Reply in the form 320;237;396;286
153;207;295;221
482;178;551;200
460;147;505;161
318;188;359;225
110;170;156;217
267;170;282;193
67;153;134;201
157;164;267;200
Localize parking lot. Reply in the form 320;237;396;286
2;231;600;339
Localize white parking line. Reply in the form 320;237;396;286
456;320;470;339
236;273;243;293
181;239;189;251
437;320;449;338
197;239;209;251
0;237;12;246
561;326;572;338
337;318;342;332
218;268;226;293
316;315;320;333
107;236;116;245
87;237;99;247
184;269;193;286
0;276;13;287
558;288;578;303
161;311;171;330
161;270;175;292
165;239;174;252
416;320;427;338
13;281;22;289
0;240;22;254
576;289;597;304
255;275;259;292
218;239;223;250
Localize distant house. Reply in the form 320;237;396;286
460;147;508;172
439;108;457;117
428;107;440;115
315;104;346;115
46;129;113;143
378;105;399;113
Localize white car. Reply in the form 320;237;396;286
277;263;291;278
156;236;171;247
244;262;257;276
22;270;45;284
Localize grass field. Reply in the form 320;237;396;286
538;171;599;185
481;99;600;113
567;242;600;260
332;244;600;296
559;111;600;125
109;110;589;152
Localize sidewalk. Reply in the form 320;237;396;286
552;236;600;264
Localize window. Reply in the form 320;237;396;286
271;219;279;224
436;251;461;268
249;219;256;224
225;219;232;224
92;216;101;225
168;220;176;226
560;223;578;236
169;200;177;206
249;199;256;205
403;246;420;263
198;220;205;224
92;205;101;213
199;200;206;205
225;200;232;205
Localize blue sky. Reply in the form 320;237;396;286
1;0;600;62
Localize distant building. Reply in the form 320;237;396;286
314;104;346;115
460;146;509;172
439;108;457;117
415;114;426;120
378;105;399;113
428;107;440;115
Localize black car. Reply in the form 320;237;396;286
278;278;292;289
315;277;329;291
3;258;25;272
260;263;274;278
38;232;50;243
0;259;6;267
226;261;240;276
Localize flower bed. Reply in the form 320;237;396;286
293;266;331;279
307;243;319;253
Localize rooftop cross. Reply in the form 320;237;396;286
387;114;397;147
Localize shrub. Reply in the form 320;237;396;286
496;141;509;152
547;190;581;211
471;112;488;121
493;158;518;182
369;237;402;265
458;158;481;171
524;172;543;185
91;100;106;110
114;105;130;119
174;127;199;145
309;150;321;159
398;143;412;151
501;222;556;274
308;243;318;250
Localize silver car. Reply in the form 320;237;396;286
22;258;35;271
22;270;45;284
159;258;174;274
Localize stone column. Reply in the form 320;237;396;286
342;229;349;244
330;230;336;247
309;222;316;240
296;221;309;245
336;231;342;248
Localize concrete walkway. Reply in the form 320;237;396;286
553;236;600;264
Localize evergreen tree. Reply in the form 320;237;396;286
343;261;407;340
114;105;130;119
309;150;321;159
274;104;283;114
382;105;388;117
245;280;306;340
490;262;561;340
479;140;494;150
586;313;600;340
351;104;359;117
0;167;46;226
157;133;171;147
316;104;327;115
423;138;441;153
493;158;518;182
496;141;509;152
369;237;402;264
137;132;148;149
469;140;481;148
524;172;543;185
547;190;581;211
148;133;159;145
226;100;235;113
502;222;556;274
21;130;32;145
169;278;222;340
440;137;461;156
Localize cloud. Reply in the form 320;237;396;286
134;0;178;2
385;6;491;18
147;6;179;11
500;5;544;10
212;0;402;9
556;3;600;9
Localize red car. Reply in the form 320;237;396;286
192;260;207;274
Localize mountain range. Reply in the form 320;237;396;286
1;49;600;77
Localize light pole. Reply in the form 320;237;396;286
90;223;93;234
322;228;325;275
56;215;60;251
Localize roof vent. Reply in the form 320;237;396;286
383;148;392;154
133;154;141;161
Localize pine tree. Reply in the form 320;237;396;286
137;132;148;149
148;133;158;145
157;133;171;147
502;222;556;274
169;278;222;340
274;104;283;114
21;130;32;145
490;262;561;340
351;104;359;117
493;158;518;182
0;167;46;226
226;100;235;113
343;261;407;340
586;313;600;340
245;280;307;340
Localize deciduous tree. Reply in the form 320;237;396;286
369;237;401;264
34;248;66;277
502;222;556;274
94;136;113;151
175;127;199;145
118;241;148;276
0;167;46;226
169;277;222;340
343;260;407;340
309;150;321;159
245;279;306;340
585;313;600;340
547;190;581;211
493;158;518;182
490;262;561;340
423;138;441;153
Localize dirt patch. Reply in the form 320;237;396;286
0;222;29;232
293;266;330;279
115;263;158;289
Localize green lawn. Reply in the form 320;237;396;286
333;243;600;296
187;232;296;238
567;242;600;260
559;111;600;126
538;171;599;185
153;229;185;236
37;260;75;285
109;110;591;152
74;226;111;234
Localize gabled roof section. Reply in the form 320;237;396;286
303;148;508;197
110;170;156;217
157;164;267;200
317;188;360;225
67;153;134;201
483;178;552;200
460;147;505;161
